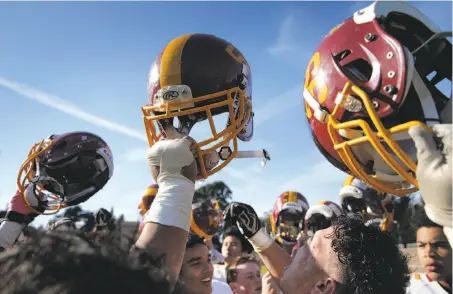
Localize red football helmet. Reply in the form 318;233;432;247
304;200;343;236
142;33;269;180
303;1;451;196
270;191;309;246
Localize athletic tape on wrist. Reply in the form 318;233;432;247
247;228;273;253
144;174;195;232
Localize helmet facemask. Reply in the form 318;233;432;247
306;214;332;237
276;210;304;244
17;134;112;215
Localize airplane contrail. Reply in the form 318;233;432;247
0;77;148;142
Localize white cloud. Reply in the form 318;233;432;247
0;77;147;142
254;85;302;127
267;14;298;56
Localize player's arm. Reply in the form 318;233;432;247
134;138;197;285
223;202;292;280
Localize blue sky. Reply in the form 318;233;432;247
0;1;451;227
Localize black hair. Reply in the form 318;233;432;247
0;230;185;294
223;226;253;253
414;209;443;231
186;233;207;249
329;215;410;294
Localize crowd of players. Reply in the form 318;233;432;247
0;1;451;293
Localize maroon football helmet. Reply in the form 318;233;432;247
17;132;114;214
303;1;451;196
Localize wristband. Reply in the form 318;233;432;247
247;228;273;253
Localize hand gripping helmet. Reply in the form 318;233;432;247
270;191;309;245
142;33;270;180
340;175;395;231
17;132;114;215
303;1;451;196
304;200;343;236
190;200;223;240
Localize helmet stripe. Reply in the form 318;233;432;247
160;34;193;88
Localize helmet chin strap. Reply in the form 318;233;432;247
235;150;271;167
30;175;65;197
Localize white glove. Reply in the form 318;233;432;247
408;124;452;229
144;138;196;232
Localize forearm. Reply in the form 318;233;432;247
257;242;292;280
135;222;188;282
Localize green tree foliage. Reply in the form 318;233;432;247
193;181;232;210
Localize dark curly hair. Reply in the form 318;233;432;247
0;230;186;294
328;215;410;294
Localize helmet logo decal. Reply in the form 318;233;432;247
304;52;329;105
225;44;245;64
163;90;179;101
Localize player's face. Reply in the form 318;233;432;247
180;244;214;294
229;262;262;294
222;235;243;264
280;227;341;294
417;226;452;282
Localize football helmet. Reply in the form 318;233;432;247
340;175;394;231
190;199;222;240
137;184;159;235
142;33;270;180
303;1;451;195
138;184;159;216
17;132;114;215
304;200;343;236
270;191;309;246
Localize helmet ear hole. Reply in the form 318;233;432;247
343;58;373;83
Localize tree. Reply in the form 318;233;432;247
259;211;272;233
193;181;232;210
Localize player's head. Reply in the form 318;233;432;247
280;215;410;294
142;33;269;180
415;210;452;283
339;176;395;231
180;233;214;294
0;231;180;294
17;132;113;215
270;191;309;246
303;1;451;196
304;200;342;237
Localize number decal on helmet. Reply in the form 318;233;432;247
304;52;329;104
